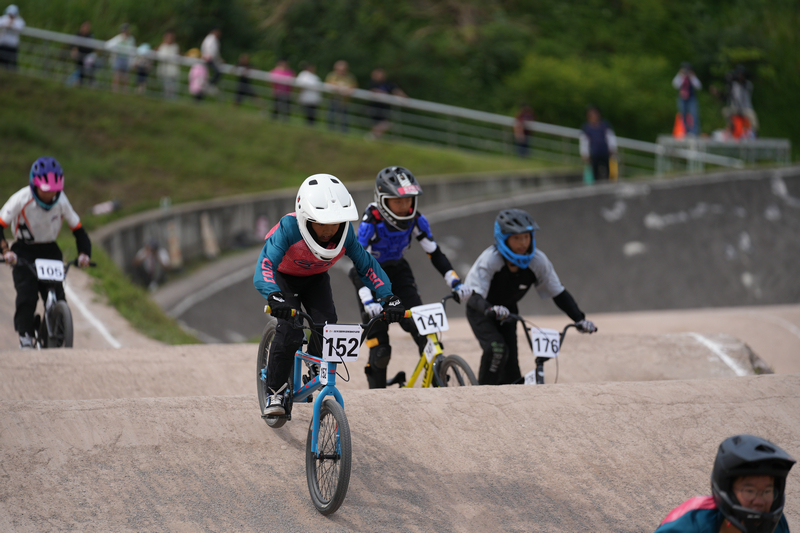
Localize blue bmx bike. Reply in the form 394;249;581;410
256;306;408;515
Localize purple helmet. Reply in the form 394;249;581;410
30;157;64;193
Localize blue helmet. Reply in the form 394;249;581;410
29;157;64;211
494;209;539;269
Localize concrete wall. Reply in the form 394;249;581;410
92;169;579;275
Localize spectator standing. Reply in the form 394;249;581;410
106;23;135;93
186;48;207;101
724;65;758;135
672;62;702;136
269;58;294;121
325;60;357;132
366;68;407;140
133;43;151;95
70;21;94;86
133;239;171;291
0;4;25;70
579;106;617;182
156;30;180;99
200;28;222;93
513;102;535;157
296;62;322;125
234;53;258;107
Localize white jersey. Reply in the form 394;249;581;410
465;246;564;301
0;187;81;244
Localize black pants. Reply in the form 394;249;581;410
265;270;337;391
0;45;18;70
351;259;427;388
466;306;521;385
206;60;221;85
272;93;291;120
590;155;610;182
11;242;66;336
302;104;318;125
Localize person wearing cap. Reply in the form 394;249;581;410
656;434;795;533
105;23;136;92
0;4;25;70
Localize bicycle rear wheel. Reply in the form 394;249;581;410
256;318;287;428
438;354;478;386
47;301;73;348
306;398;351;515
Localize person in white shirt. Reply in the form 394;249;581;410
296;62;322;125
156;30;180;99
200;28;222;89
1;157;92;349
0;4;25;70
105;23;136;92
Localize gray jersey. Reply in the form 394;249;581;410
465;245;564;303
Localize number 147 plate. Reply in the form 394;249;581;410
410;303;449;335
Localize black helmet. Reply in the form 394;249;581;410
374;166;422;230
711;435;795;533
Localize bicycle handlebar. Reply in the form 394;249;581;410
264;305;411;326
0;256;97;269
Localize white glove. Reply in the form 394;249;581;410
453;283;472;302
78;253;91;268
575;319;597;333
3;250;17;266
490;305;510;321
359;286;383;319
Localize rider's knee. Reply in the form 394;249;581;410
367;338;391;369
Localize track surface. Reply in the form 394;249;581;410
2;169;800;531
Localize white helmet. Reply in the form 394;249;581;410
295;174;359;261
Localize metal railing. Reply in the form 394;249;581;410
13;26;791;176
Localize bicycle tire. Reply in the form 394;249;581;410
256;318;287;428
438;354;478;386
306;398;351;515
48;301;73;348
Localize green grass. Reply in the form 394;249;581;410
0;74;548;221
3;73;547;344
58;233;200;345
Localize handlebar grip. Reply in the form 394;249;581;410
264;305;296;317
404;310;412;318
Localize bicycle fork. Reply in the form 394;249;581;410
42;289;58;340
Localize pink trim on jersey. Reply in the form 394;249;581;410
265;212;347;277
660;496;716;525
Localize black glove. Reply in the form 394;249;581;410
268;291;294;320
382;295;406;324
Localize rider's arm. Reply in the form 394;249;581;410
464;246;504;313
344;223;393;300
253;217;293;299
414;214;455;276
60;194;91;257
528;249;586;322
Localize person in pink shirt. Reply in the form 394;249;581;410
186;48;208;101
270;59;295;121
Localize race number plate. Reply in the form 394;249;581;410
410;303;449;335
322;324;363;362
524;369;541;385
319;361;330;385
423;338;438;363
529;327;560;359
34;259;65;282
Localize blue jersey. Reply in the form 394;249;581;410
254;213;392;300
357;203;439;264
655;496;790;533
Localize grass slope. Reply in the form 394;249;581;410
2;74;546;344
1;74;546;220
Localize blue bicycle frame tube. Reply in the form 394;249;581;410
292;351;345;456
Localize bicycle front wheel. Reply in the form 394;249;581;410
256;317;287;428
438;354;478;386
306;398;352;515
48;301;73;348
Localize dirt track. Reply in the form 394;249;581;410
2;169;800;531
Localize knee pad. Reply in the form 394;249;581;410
364;363;387;389
369;343;391;370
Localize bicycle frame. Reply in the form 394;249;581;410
291;350;344;457
402;331;442;388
